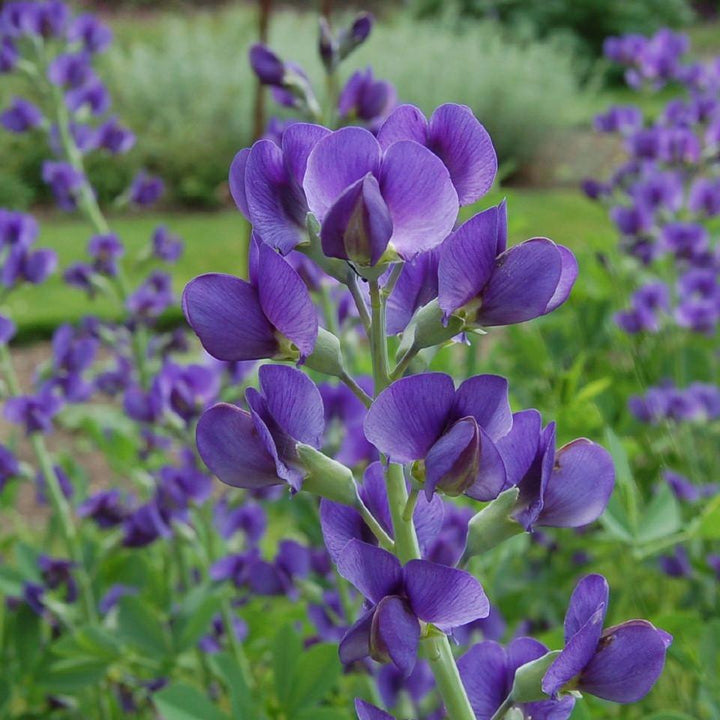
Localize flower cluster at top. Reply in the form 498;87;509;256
180;45;672;709
585;28;720;337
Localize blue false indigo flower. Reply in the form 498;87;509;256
378;103;496;206
658;546;692;578
129;171;164;206
364;373;512;500
0;38;18;73
377;659;434;713
183;241;317;363
88;233;123;276
77;489;128;529
338;68;396;132
38;554;77;604
198;613;248;653
0;314;16;345
68;13;113;54
47;51;93;88
96;117;136;155
229;123;329;254
1;245;57;287
0;444;20;489
63;262;95;296
213;497;267;543
65;75;110;116
665;469;719;503
438;203;577;328
355;700;395;720
0;209;38;248
36;464;74;504
0;97;43;133
126;271;173;318
337;539;488;676
4;390;63;435
197;364;324;492
543;574;672;703
42;161;85;211
304;125;458;265
688;177;720;216
249;44;285;86
122;501;172;548
152;226;183;262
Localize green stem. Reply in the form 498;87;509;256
390;345;419;381
385;463;420;563
347;272;371;336
369;280;389;395
357;498;395;551
489;694;514;720
339;371;372;408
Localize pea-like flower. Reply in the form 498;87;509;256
438;203;578;328
364;372;511;501
542;574;672;703
183;240;317;363
337;539;488;676
196;364;324;492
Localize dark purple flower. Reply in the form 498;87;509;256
65;76;110;116
249;44;285;86
365;373;511;501
0;209;37;248
338;68;397;132
378;103;496;206
386;247;440;335
96;117;136;155
437;204;577;328
355;700;395;720
183;241;317;363
495;409;614;530
47;52;93;88
4;389;63;435
78;490;128;529
659;546;691;578
0;314;16;345
661;222;708;263
196;364;324;492
458;637;575;719
593;105;643;134
68;14;113;54
63;262;95;295
665;469;719;503
152;226;183;262
0;444;20;489
88;233;124;276
630;172;682;213
543;574;672;703
0;38;18;73
198;613;248;653
0;97;43;133
126;271;173;318
128;172;164;206
304;125;458;264
38;554;76;603
337;539;488;676
36;464;74;504
122;501;172;548
42;161;85;211
229;123;329;254
707;554;720;580
213;496;267;543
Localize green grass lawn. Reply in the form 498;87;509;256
5;188;613;341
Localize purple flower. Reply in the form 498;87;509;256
377;660;434;711
1;244;57;288
495;409;614;530
0;38;18;73
337;539;488;676
249;44;285;86
38;554;76;603
0;97;43;133
4;389;63;434
151;226;183;262
0;209;37;248
65;76;110;116
458;638;575;719
47;52;93;88
128;172;164;206
355;700;395;720
593;105;643;134
36;464;74;504
126;271;173;318
213;496;267;543
364;373;511;500
437;203;577;327
99;584;138;614
42;161;85;211
0;314;16;345
304;125;458;264
0;444;20;489
183;241;317;362
122;501;172;548
665;469;719;503
198;613;248;654
659;546;691;578
229;123;330;254
378;103;496;206
88;233;124;276
78;490;128;529
96;117;136;155
196;364;324;492
63;262;95;295
661;222;708;263
688;177;720;217
160;362;219;422
338;68;397;132
543;574;672;703
68;14;113;54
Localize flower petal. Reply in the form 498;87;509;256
579;621;672;703
320;499;368;563
457;641;509;719
538;440;615;528
379;140;459;259
245;140;307;254
453;374;512;441
506;636;549;676
386;248;440;335
476;239;563;327
336;539;403;603
256;244;318;360
339;610;374;666
258;364;325;446
544;245;578;314
355;699;396;720
438;206;498;319
495;409;542;489
428;103;497;205
563;574;609;641
281;122;331;186
228;148;250;218
377;104;428;150
304;126;381;221
371;595;421;677
196;403;280;489
424;417;480;500
364;373;456;463
183;274;277;361
405;560;489;629
464;426;507;502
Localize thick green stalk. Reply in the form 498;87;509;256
369;280;389;394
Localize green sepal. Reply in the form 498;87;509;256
509;650;562;703
464;487;523;558
296;443;359;507
304;328;346;378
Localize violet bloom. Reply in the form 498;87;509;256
0;314;16;345
67;13;113;54
437;203;577;328
365;372;511;500
2;245;57;288
63;262;95;296
96;117;136;155
183;241;317;363
665;469;719;503
338;68;397;131
196;364;323;492
213;496;267;543
128;172;164;206
303;125;458;266
249;44;285;86
229;123;329;254
661;222;708;263
378;103;496;206
377;660;434;712
77;489;128;529
0;38;18;73
47;52;92;88
122;501;172;548
543;574;672;703
42;161;84;211
4;390;63;435
593;105;643;134
88;233;124;276
458;638;575;719
496;409;614;530
320;461;443;562
337;539;488;676
38;555;76;604
659;546;691;578
0;444;20;489
355;700;395;720
65;76;110;116
152;226;183;262
126;271;173;318
198;613;248;654
0;209;37;248
0;97;43;133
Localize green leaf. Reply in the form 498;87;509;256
273;624;302;710
603;428;639;536
636;483;681;545
296;709;347;720
38;657;109;693
575;377;611;404
600;491;634;543
12;605;43;671
153;683;230;720
285;642;341;713
0;566;25;596
173;586;221;653
210;652;258;720
697;495;720;540
117;596;170;658
53;625;122;662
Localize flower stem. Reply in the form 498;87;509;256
339;371;372;408
357;497;395;552
347;272;371;336
369;279;389;395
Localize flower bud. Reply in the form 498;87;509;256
463;487;523;559
304;327;346;378
318;17;338;72
296;443;359;507
249;44;285;86
338;13;373;61
510;650;563;703
396;299;465;359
